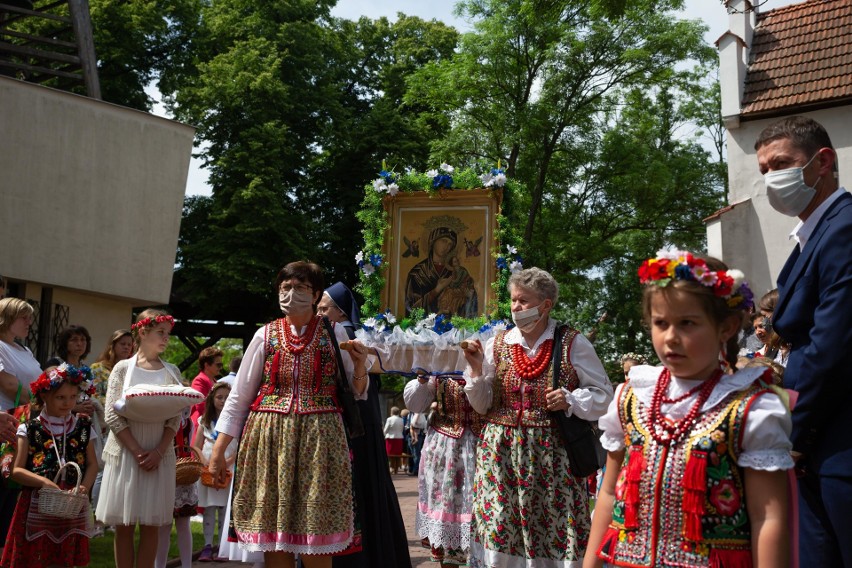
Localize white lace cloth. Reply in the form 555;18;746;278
462;318;613;422
598;365;794;471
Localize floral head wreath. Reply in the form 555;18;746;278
620;352;647;365
31;363;96;397
638;249;754;310
131;314;175;332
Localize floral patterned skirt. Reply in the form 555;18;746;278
232;410;354;555
415;428;477;565
471;423;590;567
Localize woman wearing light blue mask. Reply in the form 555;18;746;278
461;267;613;567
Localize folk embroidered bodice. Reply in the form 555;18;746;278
432;376;484;439
487;328;580;428
26;416;90;487
598;381;770;567
250;317;341;415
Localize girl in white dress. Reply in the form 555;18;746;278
96;309;182;568
193;381;238;561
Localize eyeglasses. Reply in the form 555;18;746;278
280;283;313;294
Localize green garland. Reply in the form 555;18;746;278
355;166;524;324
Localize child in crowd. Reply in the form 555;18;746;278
96;309;182;568
192;382;236;562
585;250;794;568
155;411;197;568
1;365;98;567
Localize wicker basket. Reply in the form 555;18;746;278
200;467;232;490
175;457;202;485
38;462;88;519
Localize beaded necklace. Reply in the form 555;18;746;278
282;316;319;355
39;413;74;482
647;368;722;446
511;339;554;380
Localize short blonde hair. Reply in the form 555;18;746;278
0;298;34;336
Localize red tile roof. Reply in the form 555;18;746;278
741;0;852;117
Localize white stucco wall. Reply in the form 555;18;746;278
0;76;195;305
713;107;851;296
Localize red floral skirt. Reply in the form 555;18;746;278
0;488;90;568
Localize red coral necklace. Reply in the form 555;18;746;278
511;339;554;380
282;316;318;355
648;368;722;446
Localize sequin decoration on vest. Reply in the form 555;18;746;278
487;327;580;428
250;316;341;414
598;380;771;567
432;375;484;438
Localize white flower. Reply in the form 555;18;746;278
493;173;507;187
361;263;375;276
387;182;400;196
373;178;387;193
655;247;685;261
384;310;397;325
509;260;523;273
440;163;454;174
363;317;379;330
491;321;508;332
355;251;364;264
727;269;746;291
506;245;517;255
426;169;438;178
480;172;493;186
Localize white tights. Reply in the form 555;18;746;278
203;506;225;546
154;516;193;568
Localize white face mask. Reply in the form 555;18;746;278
279;289;314;315
512;303;543;333
763;152;820;217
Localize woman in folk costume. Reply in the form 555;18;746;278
462;267;613;567
208;262;370;568
318;281;412;568
404;369;485;567
584;250;793;568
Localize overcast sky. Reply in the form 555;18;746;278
178;0;790;196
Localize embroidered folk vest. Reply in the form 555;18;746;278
486;327;580;428
27;416;91;486
598;381;770;567
250;317;341;415
431;376;484;439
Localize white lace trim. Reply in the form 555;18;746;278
238;540;352;555
738;449;795;471
469;540;582;567
600;430;625;452
415;510;471;551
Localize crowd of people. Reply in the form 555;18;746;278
0;113;848;568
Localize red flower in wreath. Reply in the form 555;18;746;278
638;259;670;283
713;271;734;297
709;479;741;516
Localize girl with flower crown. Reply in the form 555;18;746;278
96;308;183;568
584;251;793;568
1;364;98;567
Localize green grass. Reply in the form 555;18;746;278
88;520;206;568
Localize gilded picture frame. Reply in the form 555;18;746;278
382;189;502;318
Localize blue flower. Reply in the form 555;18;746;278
496;256;508;270
432;174;453;189
379;170;396;184
674;264;695;281
369;253;383;267
432;314;453;334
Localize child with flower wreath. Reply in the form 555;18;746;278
584;250;794;568
1;364;98;568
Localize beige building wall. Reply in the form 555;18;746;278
708;107;851;297
0;76;195;305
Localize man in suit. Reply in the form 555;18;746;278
756;115;852;567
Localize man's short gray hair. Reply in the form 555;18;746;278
508;267;559;304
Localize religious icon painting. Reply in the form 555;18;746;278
382;189;502;318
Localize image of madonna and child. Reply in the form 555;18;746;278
1;364;98;568
584;250;795;568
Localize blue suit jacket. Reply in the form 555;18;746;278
774;191;852;476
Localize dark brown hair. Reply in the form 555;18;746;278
641;255;742;369
754;115;834;155
57;325;91;361
198;346;224;369
200;382;232;429
758;289;778;315
274;261;324;297
131;308;171;344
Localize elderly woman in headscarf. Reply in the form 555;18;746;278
318;282;411;568
462;267;613;567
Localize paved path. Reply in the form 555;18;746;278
191;472;429;567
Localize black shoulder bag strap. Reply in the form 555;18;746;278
550;323;604;478
322;316;365;438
